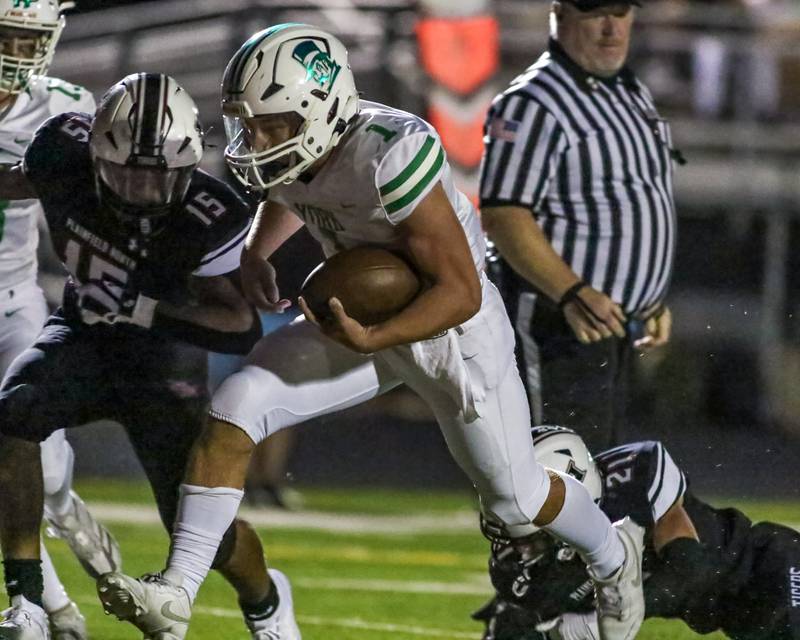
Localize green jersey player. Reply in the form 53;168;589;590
100;24;647;640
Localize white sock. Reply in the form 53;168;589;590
541;472;625;579
40;541;70;613
164;484;243;603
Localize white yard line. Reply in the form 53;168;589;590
293;615;478;639
73;596;480;639
198;607;480;639
87;502;800;536
292;575;491;596
88;501;480;535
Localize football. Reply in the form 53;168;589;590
300;247;421;325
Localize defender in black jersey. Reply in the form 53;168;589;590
0;74;277;639
475;426;800;640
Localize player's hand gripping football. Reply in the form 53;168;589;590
240;247;291;313
298;295;376;354
561;285;626;344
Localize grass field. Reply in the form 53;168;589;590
8;479;800;639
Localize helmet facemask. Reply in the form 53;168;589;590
223;110;311;190
0;5;64;95
90;73;204;238
94;159;194;237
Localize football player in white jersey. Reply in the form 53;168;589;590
100;25;645;640
0;2;120;638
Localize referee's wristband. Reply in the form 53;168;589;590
557;281;588;310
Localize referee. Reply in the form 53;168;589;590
480;0;682;451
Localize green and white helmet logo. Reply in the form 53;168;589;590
292;40;341;92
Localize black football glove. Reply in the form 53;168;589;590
472;597;546;640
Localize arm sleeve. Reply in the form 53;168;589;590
375;131;445;225
645;537;717;618
646;442;687;522
23;113;89;210
193;225;249;277
479;93;566;211
153;304;263;355
151;269;263;355
24;114;72;179
187;185;252;277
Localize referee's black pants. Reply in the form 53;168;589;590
510;294;632;454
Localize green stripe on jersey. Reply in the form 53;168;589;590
383;147;444;214
379;135;436;197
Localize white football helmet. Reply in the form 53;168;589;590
532;426;603;502
0;0;66;94
222;23;360;191
90;73;204;235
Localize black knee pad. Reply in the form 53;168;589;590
0;385;55;443
211;520;238;569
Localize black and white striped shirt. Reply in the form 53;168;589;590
480;39;678;315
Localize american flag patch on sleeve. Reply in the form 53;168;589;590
488;117;519;142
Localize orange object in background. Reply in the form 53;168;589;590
428;104;487;167
417;12;498;209
416;15;499;96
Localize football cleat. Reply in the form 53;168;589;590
244;569;301;640
591;517;645;640
0;596;51;639
47;602;86;640
45;490;122;579
97;572;190;640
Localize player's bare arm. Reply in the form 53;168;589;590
482;204;582;301
482;203;626;343
240;199;304;312
0;162;37;199
305;182;482;354
157;273;256;333
652;495;699;552
142;273;261;356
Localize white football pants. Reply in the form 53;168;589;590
211;279;549;528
